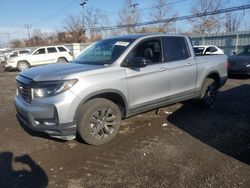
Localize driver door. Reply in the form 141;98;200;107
31;48;50;65
124;38;170;111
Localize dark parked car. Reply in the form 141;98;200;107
228;45;250;76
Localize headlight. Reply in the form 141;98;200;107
32;79;78;98
8;60;15;63
246;64;250;67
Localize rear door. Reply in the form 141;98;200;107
125;37;170;110
162;36;197;97
46;47;59;64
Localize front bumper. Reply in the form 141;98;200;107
3;62;16;71
15;94;78;140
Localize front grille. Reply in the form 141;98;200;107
17;81;32;103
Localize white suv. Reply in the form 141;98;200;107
4;46;73;71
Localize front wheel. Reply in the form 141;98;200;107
17;61;29;72
77;98;122;146
199;78;218;107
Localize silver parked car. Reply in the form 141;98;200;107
15;34;228;145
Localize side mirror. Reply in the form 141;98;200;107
126;57;148;68
233;52;236;55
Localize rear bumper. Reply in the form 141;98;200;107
228;69;250;76
219;76;227;88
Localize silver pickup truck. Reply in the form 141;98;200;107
15;34;227;145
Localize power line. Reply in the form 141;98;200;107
30;1;78;26
91;3;250;31
101;0;186;16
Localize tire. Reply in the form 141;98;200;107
199;78;218;107
57;57;68;63
77;98;122;146
17;61;29;72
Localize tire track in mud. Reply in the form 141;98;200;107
65;112;184;188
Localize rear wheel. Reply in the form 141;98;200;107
17;61;29;72
77;98;122;146
199;78;218;107
57;57;68;63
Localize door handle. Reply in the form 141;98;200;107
187;62;193;66
160;67;167;71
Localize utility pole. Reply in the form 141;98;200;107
130;3;139;33
80;0;88;34
130;3;139;9
24;24;32;40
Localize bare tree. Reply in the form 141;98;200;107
63;15;86;43
189;0;228;34
10;39;24;48
24;29;59;47
84;8;110;42
149;0;177;33
118;0;141;34
224;12;242;32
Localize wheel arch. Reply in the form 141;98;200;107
74;89;128;121
57;57;68;62
199;71;220;99
206;71;220;84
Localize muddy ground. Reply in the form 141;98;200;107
0;66;249;188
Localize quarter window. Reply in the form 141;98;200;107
163;37;190;62
19;50;29;54
57;47;67;52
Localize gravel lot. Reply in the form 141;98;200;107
0;66;249;188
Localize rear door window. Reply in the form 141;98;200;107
205;46;217;53
245;47;250;55
163;37;191;62
47;47;58;53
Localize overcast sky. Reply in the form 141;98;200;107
0;0;249;46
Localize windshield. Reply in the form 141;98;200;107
10;52;18;57
73;38;135;65
236;46;250;55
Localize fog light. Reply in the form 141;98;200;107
43;122;56;126
35;119;56;126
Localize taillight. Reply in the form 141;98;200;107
226;60;229;69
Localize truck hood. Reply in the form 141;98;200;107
20;63;105;81
11;53;31;61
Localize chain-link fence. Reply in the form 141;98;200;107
190;30;250;56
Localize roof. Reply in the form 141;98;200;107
194;45;216;48
108;33;186;40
